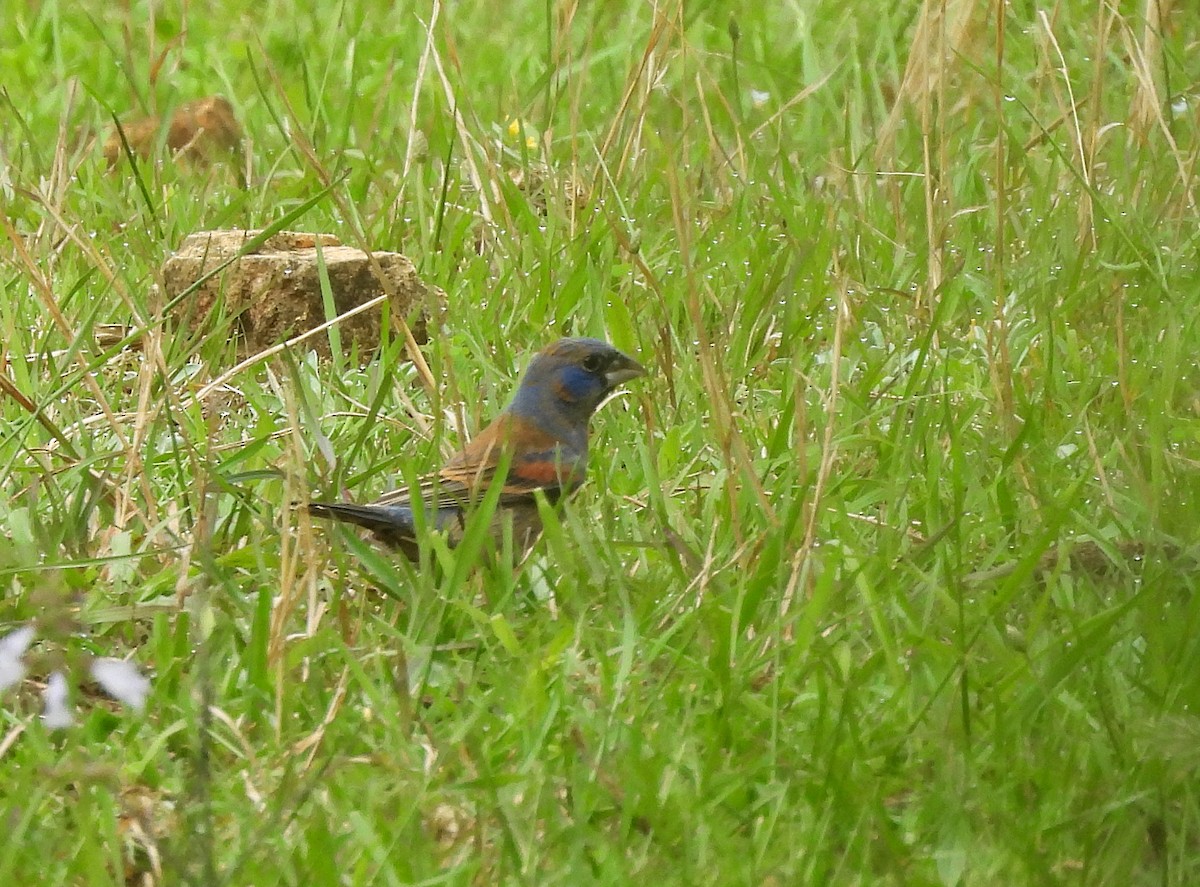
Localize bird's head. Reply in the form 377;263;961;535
507;337;646;435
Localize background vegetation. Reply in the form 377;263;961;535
2;0;1199;883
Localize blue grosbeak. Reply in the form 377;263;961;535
306;337;645;559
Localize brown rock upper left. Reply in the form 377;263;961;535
161;230;441;356
103;96;242;169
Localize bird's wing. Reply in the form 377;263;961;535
373;415;579;510
372;473;457;509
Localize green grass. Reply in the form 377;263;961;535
2;0;1200;883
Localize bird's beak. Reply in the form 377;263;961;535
605;352;647;387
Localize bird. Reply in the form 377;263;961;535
305;337;646;560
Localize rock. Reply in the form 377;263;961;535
160;230;438;356
103;96;242;169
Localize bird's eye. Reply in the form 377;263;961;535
580;354;605;374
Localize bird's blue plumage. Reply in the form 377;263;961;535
305;337;645;559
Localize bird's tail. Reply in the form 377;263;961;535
304;501;424;556
305;501;413;534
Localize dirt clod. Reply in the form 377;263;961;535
103;95;243;169
161;229;440;356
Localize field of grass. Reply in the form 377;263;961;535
2;0;1200;883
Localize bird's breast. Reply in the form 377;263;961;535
514;446;587;491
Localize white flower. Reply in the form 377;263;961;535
90;658;151;711
0;625;35;693
2;625;152;727
42;671;74;729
